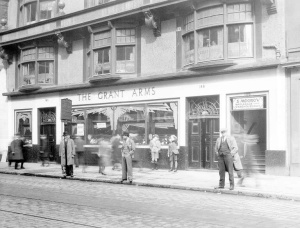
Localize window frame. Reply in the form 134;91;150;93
87;24;137;78
18;0;58;26
182;1;255;66
18;42;57;87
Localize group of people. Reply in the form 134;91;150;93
58;131;180;183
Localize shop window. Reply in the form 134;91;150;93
88;26;136;78
18;44;55;87
19;0;57;26
182;2;253;65
73;102;178;146
15;110;32;144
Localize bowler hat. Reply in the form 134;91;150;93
220;128;227;133
122;131;129;137
62;131;69;136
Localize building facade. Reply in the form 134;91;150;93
0;0;298;175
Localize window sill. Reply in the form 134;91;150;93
186;60;237;71
88;75;121;84
18;85;42;93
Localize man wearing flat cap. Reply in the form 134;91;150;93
214;128;238;190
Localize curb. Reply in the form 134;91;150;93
1;170;299;202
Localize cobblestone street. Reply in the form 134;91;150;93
0;174;300;228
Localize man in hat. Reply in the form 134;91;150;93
214;128;238;190
10;133;25;169
149;134;161;170
121;131;135;184
59;131;75;178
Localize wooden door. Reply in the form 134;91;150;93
40;124;56;161
203;119;219;169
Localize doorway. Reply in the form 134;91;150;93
187;96;220;169
39;108;56;161
188;119;219;169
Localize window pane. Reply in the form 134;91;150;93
116;46;135;73
227;3;252;22
198;27;223;62
94;48;111;75
148;102;178;145
40;0;55;20
25;2;37;24
184;14;194;32
38;61;54;84
197;6;223;28
183;33;194;65
116;29;136;44
38;47;54;59
94;31;111;47
23;48;36;61
22;62;35;85
16;111;32;143
228;24;253;58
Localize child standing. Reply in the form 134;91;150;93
168;135;179;172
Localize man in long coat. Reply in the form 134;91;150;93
214;128;238;190
59;131;75;178
10;133;25;169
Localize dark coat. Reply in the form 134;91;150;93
10;139;24;161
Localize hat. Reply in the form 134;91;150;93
153;134;159;138
220;128;227;133
170;135;177;142
62;131;69;136
122;131;129;137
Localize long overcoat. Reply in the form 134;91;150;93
59;138;75;166
10;139;24;161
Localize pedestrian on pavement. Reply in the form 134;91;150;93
39;134;50;167
97;136;112;175
10;133;25;170
168;135;179;172
233;152;244;186
121;131;135;184
149;134;161;170
59;131;75;178
74;135;85;168
110;134;121;170
214;128;238;190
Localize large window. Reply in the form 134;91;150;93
19;0;57;26
18;44;55;87
71;102;178;146
88;26;136;78
183;2;254;65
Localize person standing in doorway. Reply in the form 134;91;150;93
214;128;238;190
149;134;161;170
168;135;179;172
40;134;50;167
74;135;84;168
59;131;75;178
10;133;25;170
121;132;135;184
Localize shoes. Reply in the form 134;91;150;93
120;179;127;183
229;185;234;190
174;169;177;172
100;172;106;175
214;186;224;189
169;169;173;172
129;180;133;184
21;167;25;169
62;176;66;179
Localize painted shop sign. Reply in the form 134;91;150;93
77;87;156;102
232;97;264;110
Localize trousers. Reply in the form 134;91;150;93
218;154;234;187
122;154;133;181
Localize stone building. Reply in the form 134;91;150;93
0;0;299;175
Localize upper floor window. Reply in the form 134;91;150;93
88;24;137;78
19;0;57;26
18;43;56;87
182;2;253;65
85;0;115;8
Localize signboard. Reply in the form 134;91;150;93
232;97;264;110
61;98;72;121
96;123;107;129
77;123;84;136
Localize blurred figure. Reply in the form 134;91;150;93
121;132;135;184
40;134;50;166
59;131;75;178
97;137;112;175
168;135;179;172
74;135;84;168
110;134;121;170
10;133;25;170
149;134;161;170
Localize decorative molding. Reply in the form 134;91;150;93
263;44;281;59
88;75;121;84
41;111;56;123
260;0;277;15
55;32;72;54
187;60;237;71
18;85;42;93
143;9;161;37
0;45;12;64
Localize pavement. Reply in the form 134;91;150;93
1;161;300;202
